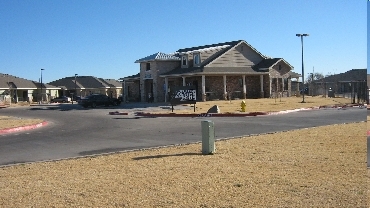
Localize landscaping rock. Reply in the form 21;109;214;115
207;105;220;113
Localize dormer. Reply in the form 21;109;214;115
193;53;201;67
181;55;188;68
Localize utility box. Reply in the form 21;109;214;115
328;89;335;98
201;120;215;155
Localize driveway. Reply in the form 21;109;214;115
0;104;366;166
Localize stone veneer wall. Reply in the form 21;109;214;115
125;81;140;102
269;61;293;97
154;61;180;102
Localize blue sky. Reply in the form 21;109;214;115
0;1;367;83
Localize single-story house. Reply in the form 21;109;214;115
122;40;300;102
312;69;367;103
0;73;60;104
48;76;123;99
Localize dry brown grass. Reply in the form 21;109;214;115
156;96;354;114
0;97;367;207
0;116;43;130
0;122;366;207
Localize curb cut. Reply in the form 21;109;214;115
0;121;48;134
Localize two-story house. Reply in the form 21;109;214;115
122;40;299;102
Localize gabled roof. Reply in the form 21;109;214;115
176;40;240;53
135;52;180;63
48;76;122;89
131;40;292;77
0;73;41;89
99;78;122;88
253;58;294;70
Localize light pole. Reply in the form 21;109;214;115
296;33;309;103
40;69;45;103
73;74;78;104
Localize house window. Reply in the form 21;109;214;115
146;63;150;71
278;65;281;71
182;56;188;67
193;53;200;66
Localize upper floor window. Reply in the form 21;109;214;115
193;53;200;66
181;56;188;67
146;63;150;71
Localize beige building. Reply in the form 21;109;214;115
122;40;300;102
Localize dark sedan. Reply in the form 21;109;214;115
51;96;71;103
78;94;121;108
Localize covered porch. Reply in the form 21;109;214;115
161;73;270;102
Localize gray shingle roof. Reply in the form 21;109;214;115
176;40;241;53
135;52;180;63
314;69;366;83
99;78;122;88
253;58;294;70
0;73;38;89
121;73;140;81
48;76;122;89
132;40;292;77
253;58;281;69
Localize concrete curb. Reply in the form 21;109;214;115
0;121;48;134
129;104;361;117
135;112;267;117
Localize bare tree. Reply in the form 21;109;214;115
306;72;324;96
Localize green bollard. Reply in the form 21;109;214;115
201;120;215;155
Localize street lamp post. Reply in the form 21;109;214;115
73;74;78;104
40;69;45;103
296;34;309;103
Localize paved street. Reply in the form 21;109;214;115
0;104;366;166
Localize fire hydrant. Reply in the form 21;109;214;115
241;100;246;112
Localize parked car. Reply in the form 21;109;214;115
51;96;71;103
78;94;121;108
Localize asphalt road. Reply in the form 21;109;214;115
0;104;366;166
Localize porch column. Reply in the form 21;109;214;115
165;77;168;102
202;75;206;101
182;77;186;86
297;78;301;96
223;75;227;100
123;81;127;103
260;75;264;98
242;75;246;99
282;78;285;97
269;77;272;98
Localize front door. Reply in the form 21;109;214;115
145;79;153;102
